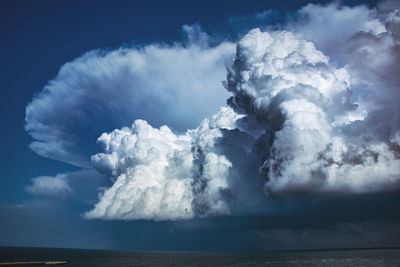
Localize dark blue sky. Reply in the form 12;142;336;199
2;0;398;251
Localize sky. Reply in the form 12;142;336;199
1;0;400;251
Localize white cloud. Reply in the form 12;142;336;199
226;28;400;193
25;37;235;167
85;107;242;220
281;2;400;146
25;174;72;197
287;2;386;65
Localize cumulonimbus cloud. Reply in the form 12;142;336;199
87;9;400;220
25;3;400;221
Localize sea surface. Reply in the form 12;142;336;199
1;247;400;266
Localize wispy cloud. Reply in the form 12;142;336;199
25;30;234;168
25;174;72;197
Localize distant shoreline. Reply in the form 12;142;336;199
0;245;400;253
1;245;400;253
1;247;399;266
0;262;66;266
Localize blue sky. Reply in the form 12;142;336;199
1;0;400;250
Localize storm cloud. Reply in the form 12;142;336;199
25;2;400;221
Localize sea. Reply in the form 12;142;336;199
1;247;400;266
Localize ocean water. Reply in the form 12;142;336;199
0;247;400;266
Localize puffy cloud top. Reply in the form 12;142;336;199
226;28;400;193
85;108;243;220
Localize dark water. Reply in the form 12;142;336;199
1;247;400;266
